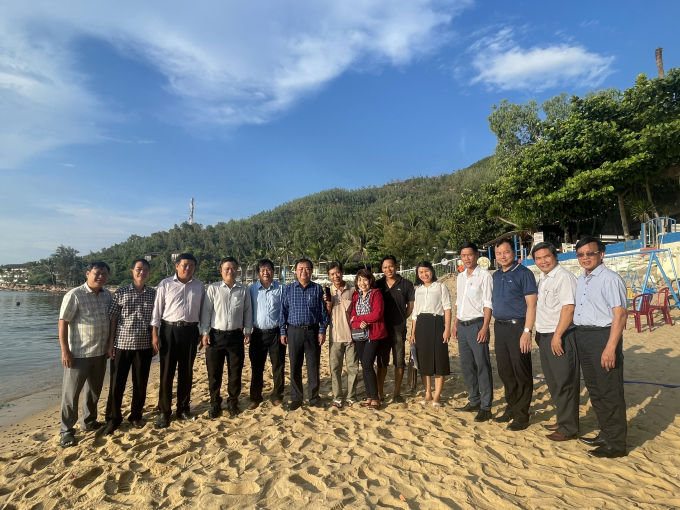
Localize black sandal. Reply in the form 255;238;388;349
60;433;76;448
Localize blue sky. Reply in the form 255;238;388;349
1;0;678;264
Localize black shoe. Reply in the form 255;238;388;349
507;420;529;431
130;419;145;429
455;402;481;412
103;423;117;436
494;413;513;423
588;445;627;458
474;410;493;422
309;401;324;409
393;395;405;404
228;407;239;418
208;407;222;420
289;401;303;411
177;411;197;422
155;414;169;429
82;421;104;432
579;434;606;447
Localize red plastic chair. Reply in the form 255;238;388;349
649;287;674;326
627;293;654;333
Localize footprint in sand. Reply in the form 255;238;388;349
117;471;135;493
72;466;104;489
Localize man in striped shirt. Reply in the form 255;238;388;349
58;261;112;447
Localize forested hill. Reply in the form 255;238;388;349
86;155;506;285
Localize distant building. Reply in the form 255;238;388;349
170;251;183;262
144;252;158;262
0;264;29;284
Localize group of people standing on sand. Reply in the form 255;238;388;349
57;235;628;459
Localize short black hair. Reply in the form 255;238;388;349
175;253;198;265
531;242;558;259
459;242;479;254
295;257;313;271
415;260;438;285
256;258;274;273
130;258;150;270
220;256;239;269
575;236;606;253
381;255;398;266
327;261;343;273
495;238;514;251
87;261;110;273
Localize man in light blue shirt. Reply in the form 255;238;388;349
247;259;285;409
573;237;628;459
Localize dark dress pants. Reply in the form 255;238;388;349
249;327;286;403
458;322;494;411
576;327;627;451
356;339;381;400
105;347;153;427
537;329;580;436
158;323;199;417
494;321;533;423
206;329;245;410
288;326;321;404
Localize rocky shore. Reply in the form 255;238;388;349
0;283;71;293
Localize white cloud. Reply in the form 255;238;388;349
470;27;614;91
0;0;468;168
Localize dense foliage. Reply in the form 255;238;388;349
28;157;507;286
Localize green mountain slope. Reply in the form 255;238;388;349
87;156;506;285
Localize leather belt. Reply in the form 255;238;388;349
576;325;610;331
254;327;280;334
494;319;523;325
459;317;485;327
211;328;242;334
288;324;317;330
162;320;198;327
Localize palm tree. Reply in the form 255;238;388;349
345;223;373;268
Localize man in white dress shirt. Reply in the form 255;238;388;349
200;257;253;419
151;253;205;428
533;242;580;442
452;243;494;423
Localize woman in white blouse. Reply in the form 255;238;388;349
409;261;452;407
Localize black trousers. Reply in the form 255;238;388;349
158;323;199;416
356;339;381;400
494;321;533;423
288;326;321;404
249;327;286;403
537;329;580;436
105;347;153;427
206;329;245;409
576;327;627;450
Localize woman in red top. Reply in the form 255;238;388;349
350;268;387;410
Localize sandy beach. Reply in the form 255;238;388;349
1;280;679;509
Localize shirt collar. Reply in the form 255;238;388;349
173;273;194;284
220;280;242;289
584;263;606;278
128;283;149;292
466;265;481;278
546;264;562;278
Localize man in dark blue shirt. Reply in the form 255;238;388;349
491;239;538;431
279;258;329;410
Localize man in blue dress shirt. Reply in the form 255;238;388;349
573;237;628;458
248;259;285;409
279;258;329;410
491;239;538;431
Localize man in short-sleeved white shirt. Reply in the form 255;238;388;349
533;242;580;442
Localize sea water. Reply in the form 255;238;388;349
0;291;64;403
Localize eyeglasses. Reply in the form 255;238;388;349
576;251;600;258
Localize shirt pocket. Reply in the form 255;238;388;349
468;285;478;299
544;289;560;309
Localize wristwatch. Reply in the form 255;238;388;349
523;327;532;334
